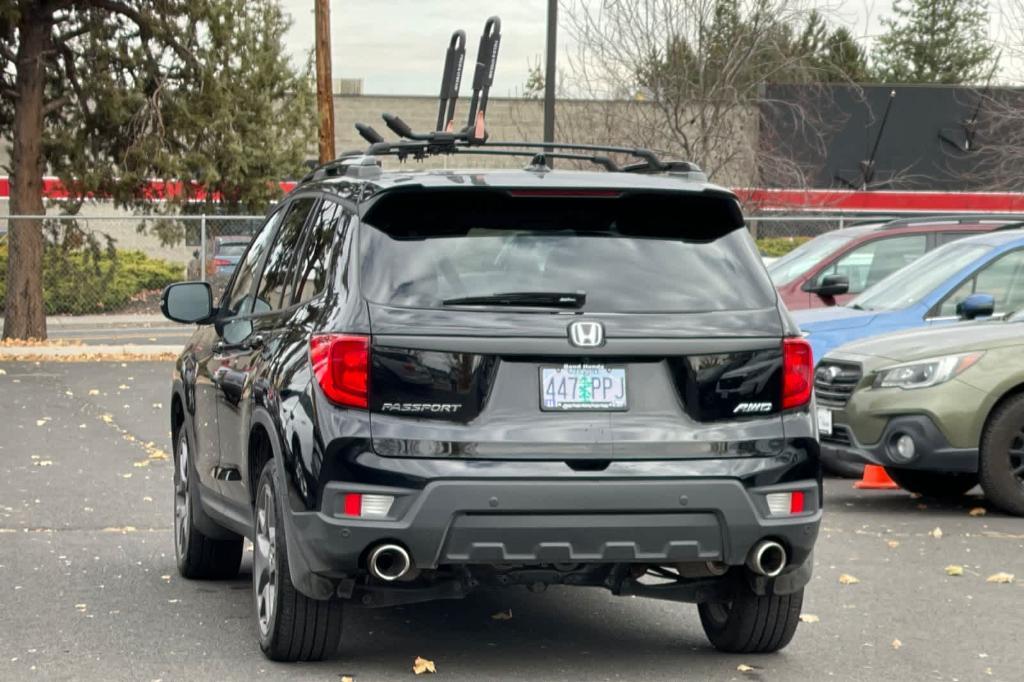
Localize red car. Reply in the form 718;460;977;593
767;215;1024;310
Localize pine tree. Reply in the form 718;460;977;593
873;0;997;84
0;1;315;340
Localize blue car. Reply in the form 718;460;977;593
794;230;1024;362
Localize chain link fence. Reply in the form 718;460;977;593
0;210;997;317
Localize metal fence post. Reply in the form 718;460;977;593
199;215;207;282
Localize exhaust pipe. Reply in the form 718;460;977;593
747;540;787;578
367;543;412;582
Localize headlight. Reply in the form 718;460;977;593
873;352;984;390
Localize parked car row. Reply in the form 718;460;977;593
768;217;1024;515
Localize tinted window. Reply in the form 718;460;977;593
938;249;1024;316
813;234;926;295
291;201;344;305
360;192;773;313
255;198;316;311
223;211;281;316
852;243;991;311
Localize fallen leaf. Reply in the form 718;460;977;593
133;461;150;468
969;507;987;517
32;460;53;467
100;414;114;423
0;368;6;375
88;389;100;396
887;540;900;548
160;575;171;582
412;656;436;675
737;663;761;673
340;676;355;682
118;384;130;389
35;419;48;427
838;573;860;585
986;572;1015;584
152;402;163;409
930;527;943;539
74;603;87;611
491;609;513;620
102;526;137;534
945;565;964;576
121;473;132;479
892;638;902;650
799;614;820;623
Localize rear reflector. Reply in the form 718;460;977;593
310;334;370;408
340;492;394;518
766;491;806;516
781;337;813;410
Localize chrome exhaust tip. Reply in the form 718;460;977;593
367;543;412;582
747;540;787;578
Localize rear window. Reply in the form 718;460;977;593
217;243;249;257
359;190;775;313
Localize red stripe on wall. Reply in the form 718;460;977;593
3;178;1024;213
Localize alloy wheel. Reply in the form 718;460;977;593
174;431;190;560
254;483;278;637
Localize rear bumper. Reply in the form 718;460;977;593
821;414;978;473
278;452;822;599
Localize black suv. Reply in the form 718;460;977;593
161;151;821;660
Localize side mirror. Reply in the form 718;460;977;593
161;282;214;324
810;274;849;297
956;293;995;320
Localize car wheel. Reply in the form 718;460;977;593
884;467;977;499
253;459;344;661
174;427;243;579
698;581;803;653
979;394;1024;516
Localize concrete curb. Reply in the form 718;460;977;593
0;344;180;361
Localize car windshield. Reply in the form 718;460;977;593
360;190;776;313
766;232;858;286
849;243;991;311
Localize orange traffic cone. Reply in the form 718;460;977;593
854;464;900;490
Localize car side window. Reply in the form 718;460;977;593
222;210;282;317
814;235;926;295
255;198;318;311
936;231;977;246
290;201;345;306
938;249;1024;317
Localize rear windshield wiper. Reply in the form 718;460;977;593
442;291;586;308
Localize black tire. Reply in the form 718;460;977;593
253;460;344;661
884;467;977;499
979;394;1024;516
174;427;243;579
698;581;803;653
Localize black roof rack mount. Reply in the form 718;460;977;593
303;16;705;184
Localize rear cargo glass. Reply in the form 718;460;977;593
359;190;775;313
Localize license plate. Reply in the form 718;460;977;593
540;365;627;411
817;407;833;436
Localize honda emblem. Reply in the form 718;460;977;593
568;321;604;348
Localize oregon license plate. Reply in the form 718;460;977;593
540;364;627;411
816;406;833;436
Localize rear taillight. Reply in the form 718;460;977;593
309;334;370;408
781;337;812;410
212;258;231;267
766;490;806;516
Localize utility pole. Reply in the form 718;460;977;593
543;0;557;145
315;0;336;163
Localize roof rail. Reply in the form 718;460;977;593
874;213;1024;230
297;15;703;184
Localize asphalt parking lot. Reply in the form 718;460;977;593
1;361;1023;681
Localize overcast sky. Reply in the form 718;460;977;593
276;1;1007;95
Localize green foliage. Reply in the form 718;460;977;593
757;236;811;257
0;246;182;316
873;0;997;84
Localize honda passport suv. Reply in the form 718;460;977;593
158;17;820;662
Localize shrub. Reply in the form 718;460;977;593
0;245;182;315
757;236;812;257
